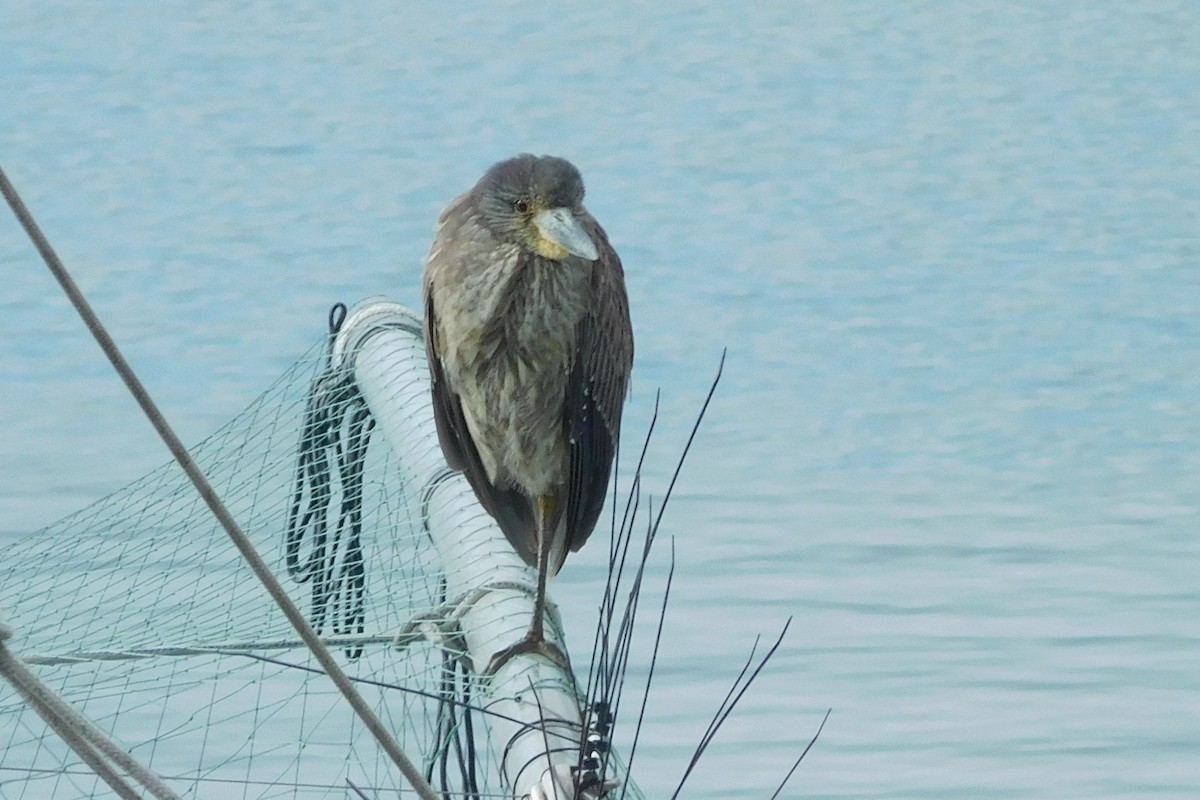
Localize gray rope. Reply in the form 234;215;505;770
0;165;439;800
18;634;402;667
0;623;175;799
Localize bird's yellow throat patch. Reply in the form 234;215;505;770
531;234;570;262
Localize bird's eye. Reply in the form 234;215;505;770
514;199;531;214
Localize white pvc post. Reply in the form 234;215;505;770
335;299;586;799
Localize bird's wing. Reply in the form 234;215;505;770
423;219;537;563
560;218;634;568
423;288;469;473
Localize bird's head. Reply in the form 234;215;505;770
474;154;600;262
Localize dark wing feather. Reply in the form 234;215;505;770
424;290;536;560
558;217;634;569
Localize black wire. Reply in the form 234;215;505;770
768;709;831;800
460;665;479;797
429;635;481;799
669;618;793;800
334;403;374;657
429;578;452;795
619;539;675;795
439;659;453;799
285;389;333;583
282;311;375;657
448;667;471;794
577;355;726;793
329;302;348;335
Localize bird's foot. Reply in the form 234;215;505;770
485;631;570;676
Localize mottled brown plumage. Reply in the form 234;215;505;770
422;154;633;669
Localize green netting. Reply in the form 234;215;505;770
0;335;641;799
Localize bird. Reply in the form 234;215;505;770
422;154;633;673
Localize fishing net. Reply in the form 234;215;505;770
0;306;642;799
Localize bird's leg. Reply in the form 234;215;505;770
528;500;552;643
485;495;570;676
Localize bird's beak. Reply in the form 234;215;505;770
533;207;599;261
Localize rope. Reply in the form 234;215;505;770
0;164;439;800
17;634;402;667
284;314;374;656
0;623;179;799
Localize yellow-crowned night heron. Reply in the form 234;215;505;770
423;154;633;672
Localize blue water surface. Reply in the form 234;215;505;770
2;3;1198;798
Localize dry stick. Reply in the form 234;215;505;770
0;165;438;800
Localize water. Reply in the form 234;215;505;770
2;2;1198;797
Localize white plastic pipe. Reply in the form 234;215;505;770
335;298;587;799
